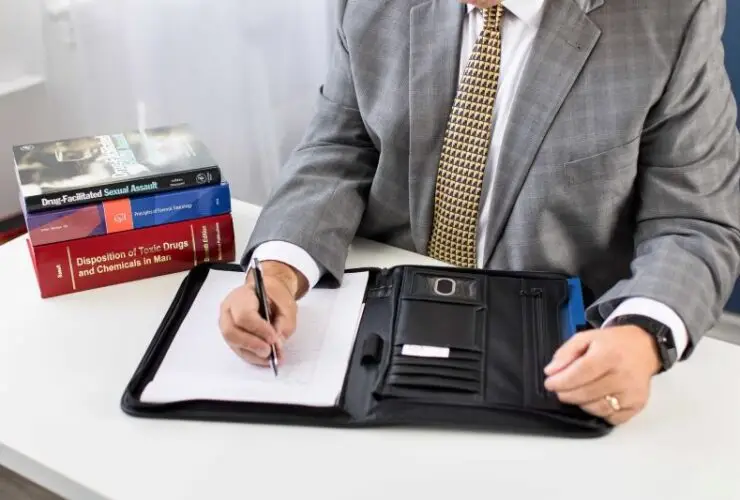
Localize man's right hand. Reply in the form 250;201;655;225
218;261;308;367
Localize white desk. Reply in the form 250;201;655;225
1;200;739;500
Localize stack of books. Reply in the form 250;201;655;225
13;124;236;298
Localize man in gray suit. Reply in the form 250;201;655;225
219;0;740;425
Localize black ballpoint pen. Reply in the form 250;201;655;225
253;258;278;376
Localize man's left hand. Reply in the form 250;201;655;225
543;326;662;425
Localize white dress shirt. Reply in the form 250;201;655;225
251;0;689;357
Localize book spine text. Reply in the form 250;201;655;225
25;183;231;246
23;166;221;213
28;213;235;298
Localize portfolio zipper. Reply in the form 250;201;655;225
521;288;547;397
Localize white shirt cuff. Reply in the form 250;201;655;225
248;241;323;290
603;297;689;359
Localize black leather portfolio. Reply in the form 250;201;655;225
121;262;613;438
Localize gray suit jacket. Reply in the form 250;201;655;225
245;0;740;357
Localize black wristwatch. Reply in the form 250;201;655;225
610;314;678;373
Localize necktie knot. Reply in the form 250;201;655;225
482;5;504;32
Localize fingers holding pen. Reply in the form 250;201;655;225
218;267;300;367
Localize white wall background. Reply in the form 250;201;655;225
0;0;44;82
0;0;335;218
0;0;48;217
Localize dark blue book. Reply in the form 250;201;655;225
24;182;231;246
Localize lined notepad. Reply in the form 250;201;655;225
140;269;368;407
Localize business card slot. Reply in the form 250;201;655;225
375;295;486;400
386;373;480;394
391;350;481;373
389;364;479;382
387;346;482;393
382;352;483;397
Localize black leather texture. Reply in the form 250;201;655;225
121;262;613;438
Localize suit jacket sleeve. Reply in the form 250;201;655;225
586;0;740;359
241;0;378;285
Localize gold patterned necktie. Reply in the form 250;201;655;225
427;5;504;268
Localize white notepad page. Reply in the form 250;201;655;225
140;269;369;407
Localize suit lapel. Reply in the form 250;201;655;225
481;0;602;267
408;0;465;253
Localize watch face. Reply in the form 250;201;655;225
654;327;677;370
617;315;676;370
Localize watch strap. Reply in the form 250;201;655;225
611;314;677;372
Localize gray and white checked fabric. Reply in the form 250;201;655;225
247;0;740;357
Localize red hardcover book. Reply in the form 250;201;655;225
27;213;235;298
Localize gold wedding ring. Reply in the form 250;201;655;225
605;395;621;412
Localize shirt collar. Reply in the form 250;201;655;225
467;0;546;27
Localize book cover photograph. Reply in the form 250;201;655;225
14;124;221;213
